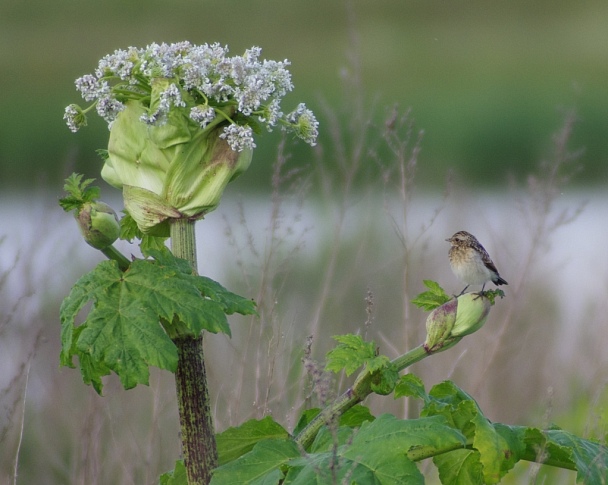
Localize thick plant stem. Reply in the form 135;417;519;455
295;344;429;449
100;245;131;271
171;218;217;485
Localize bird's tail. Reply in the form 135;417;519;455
494;275;508;286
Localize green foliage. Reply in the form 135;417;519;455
119;210;169;256
326;334;399;395
216;416;290;467
411;280;452;310
58;172;101;212
481;288;506;305
59;247;256;393
159;460;187;485
325;334;378;376
204;374;608;484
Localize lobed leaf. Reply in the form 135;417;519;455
325;334;377;376
411;279;451;311
60;248;256;392
216;417;289;466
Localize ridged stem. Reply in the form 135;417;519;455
170;218;216;485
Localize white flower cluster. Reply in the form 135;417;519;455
64;41;318;151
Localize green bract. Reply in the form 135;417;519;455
104;101;251;234
424;293;491;353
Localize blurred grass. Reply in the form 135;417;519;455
1;0;607;188
2;2;608;482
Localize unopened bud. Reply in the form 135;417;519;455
451;293;491;338
424;299;458;353
423;293;491;353
76;201;120;249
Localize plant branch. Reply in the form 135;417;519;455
100;245;131;271
295;344;429;449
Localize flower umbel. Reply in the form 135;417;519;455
65;41;318;149
65;42;318;233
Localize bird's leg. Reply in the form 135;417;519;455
473;283;487;300
457;285;470;297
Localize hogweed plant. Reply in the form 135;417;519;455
59;42;606;485
60;41;315;485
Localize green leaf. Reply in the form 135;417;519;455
395;373;428;402
370;362;399;396
292;408;321;437
411;280;451;310
434;448;485;485
423;381;519;484
216;417;289;466
59;172;101;212
339;404;376;428
146;249;257;317
160;459;187;485
289;414;467;485
60;248;255;392
120;210;169;257
481;288;505;305
522;426;608;483
325;334;377;376
210;439;300;485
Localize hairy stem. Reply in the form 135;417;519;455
295;344;429;449
171;218;216;485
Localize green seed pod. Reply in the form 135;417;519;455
76;201;120;249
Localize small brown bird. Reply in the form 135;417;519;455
446;230;508;295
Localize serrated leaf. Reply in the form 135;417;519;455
60;249;253;392
325;334;377;376
119;210;140;242
160;459;187;485
119;211;169;256
411;279;451;310
395;373;428;401
210;439;300;485
216;417;289;466
434;448;485;485
59;173;101;213
289;414;466;485
423;381;518;483
339;404;375;428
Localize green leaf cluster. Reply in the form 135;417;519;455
411;280;452;310
199;375;608;484
58;172;101;213
325;334;398;395
60;248;256;393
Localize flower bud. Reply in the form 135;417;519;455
424;299;458;353
76;201;120;249
102;101;252;234
450;293;491;338
423;294;491;353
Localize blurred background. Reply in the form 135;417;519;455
1;0;607;483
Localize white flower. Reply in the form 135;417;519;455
219;124;256;152
190;105;216;129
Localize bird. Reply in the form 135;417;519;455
446;230;508;295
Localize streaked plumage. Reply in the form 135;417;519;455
446;230;507;295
